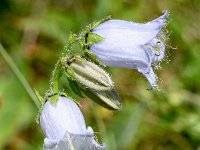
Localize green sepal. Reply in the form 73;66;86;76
36;101;46;124
68;32;80;43
69;55;86;63
48;93;60;104
68;79;84;98
65;66;77;80
70;42;85;55
34;89;45;105
84;16;112;33
59;91;69;99
80;16;111;51
66;32;80;50
92;15;112;28
63;16;111;57
34;90;45;124
64;32;82;56
86;32;104;46
50;61;63;94
65;40;85;56
84;50;105;67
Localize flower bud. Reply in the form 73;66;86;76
84;88;121;110
40;96;105;149
69;60;113;91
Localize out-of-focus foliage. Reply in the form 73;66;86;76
0;0;200;150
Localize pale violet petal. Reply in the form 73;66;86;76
85;126;95;136
44;131;106;150
92;11;168;45
90;44;151;70
90;42;147;58
139;67;158;89
44;138;58;149
144;38;166;63
93;26;157;45
40;97;87;142
93;11;168;31
91;41;159;88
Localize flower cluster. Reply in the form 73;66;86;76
38;11;169;150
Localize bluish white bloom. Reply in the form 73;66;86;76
89;11;169;89
40;97;105;150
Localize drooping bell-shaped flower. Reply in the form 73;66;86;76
89;11;169;89
40;96;105;150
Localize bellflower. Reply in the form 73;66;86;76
89;11;169;89
40;97;105;150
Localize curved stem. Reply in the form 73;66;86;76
0;43;40;108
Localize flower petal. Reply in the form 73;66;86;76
44;131;106;150
90;44;151;70
40;97;88;142
139;67;158;89
92;11;168;45
44;138;58;149
144;38;166;63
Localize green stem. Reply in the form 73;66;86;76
91;104;107;143
49;60;61;94
0;43;40;108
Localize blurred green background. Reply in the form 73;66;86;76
0;0;200;149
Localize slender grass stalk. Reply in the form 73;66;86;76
0;43;40;108
91;104;107;142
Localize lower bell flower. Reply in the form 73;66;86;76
40;96;106;150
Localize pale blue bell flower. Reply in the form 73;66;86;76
89;11;169;89
40;97;105;150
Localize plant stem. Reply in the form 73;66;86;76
49;60;61;95
91;104;107;143
0;43;40;108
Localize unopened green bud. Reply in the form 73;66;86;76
69;60;113;91
84;88;121;110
